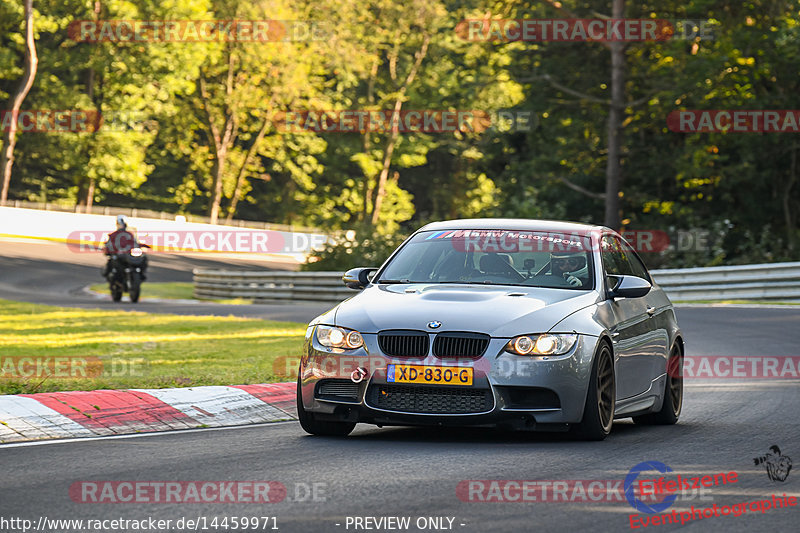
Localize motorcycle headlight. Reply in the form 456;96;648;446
316;325;364;349
505;333;578;356
130;248;143;257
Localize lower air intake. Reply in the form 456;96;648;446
367;384;492;414
316;379;361;401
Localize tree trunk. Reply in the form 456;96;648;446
604;0;625;230
209;152;227;224
370;99;403;225
85;177;95;212
78;0;102;212
225;116;270;223
198;55;237;225
784;142;797;251
361;58;379;221
0;0;38;204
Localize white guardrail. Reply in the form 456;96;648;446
649;261;800;301
194;262;800;303
193;270;354;303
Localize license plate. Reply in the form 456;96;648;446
387;364;473;386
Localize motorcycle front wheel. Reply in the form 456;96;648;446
129;272;141;303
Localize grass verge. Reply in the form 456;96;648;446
89;282;252;305
0;298;305;394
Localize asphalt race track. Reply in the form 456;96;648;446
0;239;332;322
1;239;799;532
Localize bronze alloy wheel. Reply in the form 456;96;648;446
597;345;615;432
575;342;615;440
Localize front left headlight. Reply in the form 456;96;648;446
505;333;578;356
315;325;364;349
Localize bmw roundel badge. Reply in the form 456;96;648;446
427;321;442;329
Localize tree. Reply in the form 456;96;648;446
188;0;332;224
535;0;626;230
0;0;38;204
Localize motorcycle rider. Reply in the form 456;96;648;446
102;215;148;280
549;250;589;287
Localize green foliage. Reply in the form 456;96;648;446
302;225;408;271
1;0;799;266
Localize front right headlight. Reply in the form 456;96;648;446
315;325;364;350
505;333;578;356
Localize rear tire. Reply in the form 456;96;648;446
110;283;123;302
296;377;355;436
633;346;683;425
574;341;615;441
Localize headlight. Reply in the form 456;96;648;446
505;333;578;356
130;248;143;257
316;325;364;349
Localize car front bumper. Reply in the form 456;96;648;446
298;332;599;430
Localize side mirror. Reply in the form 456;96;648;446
342;267;378;290
608;275;651;299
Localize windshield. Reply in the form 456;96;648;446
378;229;596;290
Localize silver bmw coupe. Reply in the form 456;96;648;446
297;219;684;440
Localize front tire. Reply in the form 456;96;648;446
574;341;615;441
296;377;355;436
633;345;683;425
129;273;141;303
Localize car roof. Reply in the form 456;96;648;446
417;218;610;234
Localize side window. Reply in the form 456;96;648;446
600;236;624;276
609;237;637;277
619;239;651;281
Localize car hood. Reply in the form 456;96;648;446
332;284;600;337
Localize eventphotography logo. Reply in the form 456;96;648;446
625;461;678;514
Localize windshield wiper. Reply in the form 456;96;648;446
377;279;414;284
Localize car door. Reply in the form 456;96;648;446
620;238;671;382
600;234;654;400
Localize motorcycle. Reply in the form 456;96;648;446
105;244;149;303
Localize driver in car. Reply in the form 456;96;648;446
550;251;589;287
